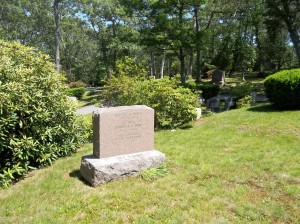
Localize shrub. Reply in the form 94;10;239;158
103;76;199;129
236;95;252;108
0;40;87;187
179;81;199;92
230;81;255;99
115;56;147;78
75;115;93;143
197;84;220;100
69;81;87;88
264;69;300;109
67;87;86;99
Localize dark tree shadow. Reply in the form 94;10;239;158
69;169;91;186
247;104;294;113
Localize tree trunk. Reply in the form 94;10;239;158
150;52;156;78
179;48;186;84
194;4;201;83
280;0;300;66
103;50;110;79
160;52;165;79
254;23;263;71
188;53;193;76
266;0;300;66
112;20;118;71
288;28;300;66
168;60;172;77
54;0;61;73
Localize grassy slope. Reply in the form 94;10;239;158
0;105;299;223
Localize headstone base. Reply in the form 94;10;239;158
80;150;165;187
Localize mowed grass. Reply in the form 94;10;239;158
0;104;299;223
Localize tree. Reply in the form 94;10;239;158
2;0;299;85
54;0;61;72
194;3;201;83
128;0;205;84
80;0;142;81
60;16;99;84
266;0;300;67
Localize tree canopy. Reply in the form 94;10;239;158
1;0;299;84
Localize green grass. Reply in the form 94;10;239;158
77;92;104;108
220;72;265;95
1;104;299;223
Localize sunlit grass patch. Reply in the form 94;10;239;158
1;104;299;223
139;165;169;181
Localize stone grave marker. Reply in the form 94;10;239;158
207;97;220;112
93;105;154;158
212;70;225;85
224;97;235;110
80;105;165;187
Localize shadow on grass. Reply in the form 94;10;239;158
247;104;285;113
79;95;100;107
69;169;91;186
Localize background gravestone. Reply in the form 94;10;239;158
212;70;225;85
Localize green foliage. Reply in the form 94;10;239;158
67;87;86;100
212;36;234;71
201;107;214;117
69;81;87;88
139;165;169;181
115;56;147;78
198;84;220;100
0;40;87;187
232;37;257;71
236;95;252;108
230;81;255;99
104;76;199;129
264;69;300;109
180;81;196;91
74;115;93;144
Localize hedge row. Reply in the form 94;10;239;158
264;69;300;109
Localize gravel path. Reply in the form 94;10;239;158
76;105;100;115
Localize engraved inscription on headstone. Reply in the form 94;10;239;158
80;105;166;186
93;105;154;158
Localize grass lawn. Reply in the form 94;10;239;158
77;92;104;108
1;104;299;223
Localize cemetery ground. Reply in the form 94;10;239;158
0;104;299;223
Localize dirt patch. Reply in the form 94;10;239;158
194;117;210;126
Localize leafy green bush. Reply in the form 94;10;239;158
104;76;199;129
230;81;255;99
198;84;220;100
115;56;147;78
180;82;198;92
69;81;87;88
0;40;88;187
67;87;86;100
264;69;300;109
236;95;252;108
75;115;93;143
